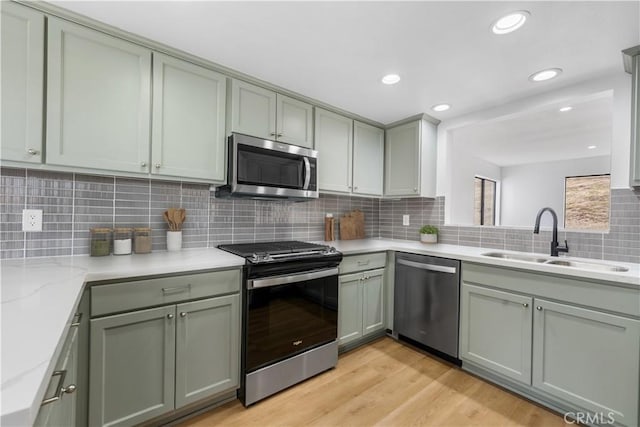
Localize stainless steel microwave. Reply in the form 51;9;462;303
215;133;318;200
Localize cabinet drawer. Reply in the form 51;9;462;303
91;269;241;316
339;252;386;275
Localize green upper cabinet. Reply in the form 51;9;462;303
46;18;151;174
315;108;353;193
229;79;313;148
151;53;227;182
352;121;384;196
0;2;44;164
276;94;314;148
624;46;640;187
384;118;437;197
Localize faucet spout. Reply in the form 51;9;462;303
533;207;569;257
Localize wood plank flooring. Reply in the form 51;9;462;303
180;338;565;427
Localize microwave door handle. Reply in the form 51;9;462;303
303;157;311;190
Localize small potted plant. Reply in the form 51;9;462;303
419;225;439;243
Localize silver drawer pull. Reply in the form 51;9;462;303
162;284;191;295
71;312;82;327
41;371;75;405
357;260;370;266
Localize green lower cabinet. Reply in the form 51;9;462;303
89;305;176;427
459;283;532;385
339;269;385;347
532;299;640;426
175;295;240;408
35;328;79;427
89;294;240;427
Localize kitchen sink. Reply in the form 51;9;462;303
481;252;548;263
482;251;629;272
543;259;629;272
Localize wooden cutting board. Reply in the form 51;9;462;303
340;209;365;240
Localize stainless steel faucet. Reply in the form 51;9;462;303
533;207;569;257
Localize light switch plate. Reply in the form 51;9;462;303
402;214;410;226
22;209;43;232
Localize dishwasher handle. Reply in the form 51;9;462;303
397;258;457;274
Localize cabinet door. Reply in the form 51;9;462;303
175;294;240;408
0;2;44;163
89;306;175;427
35;328;78;427
352;121;384;196
151;53;227;182
230;80;276;140
46;18;151;173
315;108;353;193
459;283;533;385
362;269;385;336
532;299;640;426
338;273;363;345
385;121;420;196
276;94;313;148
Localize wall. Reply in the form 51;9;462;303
446;141;501;225
500;156;611;227
436;72;632;224
0;167;379;259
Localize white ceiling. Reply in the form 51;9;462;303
449;93;613;166
47;1;639;125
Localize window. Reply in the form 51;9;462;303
564;174;610;230
474;177;496;226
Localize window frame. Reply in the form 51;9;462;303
563;173;611;230
474;176;497;226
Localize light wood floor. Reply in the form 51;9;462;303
180;338;565;427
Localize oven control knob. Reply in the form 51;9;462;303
251;253;260;262
324;246;337;254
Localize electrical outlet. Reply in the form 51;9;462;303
22;209;43;232
402;214;410;226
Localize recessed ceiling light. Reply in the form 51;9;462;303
588;145;597;150
528;68;563;82
432;104;451;112
492;10;530;34
381;74;401;85
559;106;573;112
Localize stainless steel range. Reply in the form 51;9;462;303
218;241;342;406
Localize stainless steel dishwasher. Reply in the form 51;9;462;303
394;252;460;362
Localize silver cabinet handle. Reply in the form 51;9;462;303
27;148;39;155
536;306;542;311
140;162;147;167
71;312;82;327
413;188;418;192
155;163;161;169
270;132;276;137
354;186;358;190
248;267;339;289
522;303;529;308
357;260;370;266
167;313;174;319
162;284;191;295
41;371;74;405
180;312;187;317
277;133;283;137
397;259;457;274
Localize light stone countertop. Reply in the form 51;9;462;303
1;239;638;426
0;248;245;427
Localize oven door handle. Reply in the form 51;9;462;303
248;267;339;289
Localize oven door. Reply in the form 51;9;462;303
245;268;338;373
231;133;318;199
